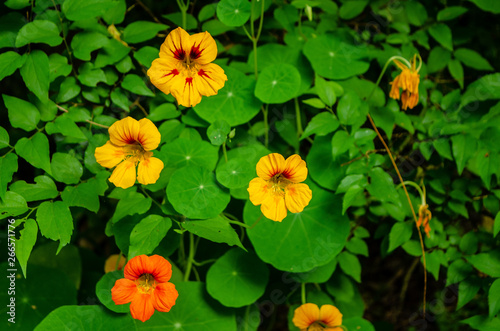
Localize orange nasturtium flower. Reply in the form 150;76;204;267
94;117;164;189
147;27;227;107
389;55;421;110
111;255;178;322
247;153;312;222
292;303;343;331
417;204;432;238
104;254;127;273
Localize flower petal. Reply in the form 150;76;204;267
189;31;217;65
125;255;151;280
147;58;183;95
195;63;227;97
130;292;155;322
248;177;270;206
111;278;137;305
146;255;173;283
137;156;164;185
105;254;126;273
109;117;140;147
292;303;320;329
159;27;192;63
285;183;312;213
152;282;178;312
319;304;343;327
109;160;137;189
261;193;287;222
282;154;308;183
256;153;286;181
137;119;161;151
94;141;125;168
170;75;202;107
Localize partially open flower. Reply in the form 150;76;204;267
417;204;432;238
292;303;343;331
389;55;421;110
104;254;126;273
147;27;227;107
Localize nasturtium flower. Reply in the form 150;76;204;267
293;303;343;331
389;55;421;110
247;153;312;222
94;117;164;189
417;204;432;238
104;254;126;273
111;255;178;322
147;27;227;107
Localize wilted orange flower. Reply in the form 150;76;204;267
111;255;178;322
105;254;127;273
247;153;312;222
147;27;227;107
389;55;420;110
94;117;164;189
292;303;343;331
417;204;432;237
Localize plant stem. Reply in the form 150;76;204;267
183;232;195;281
301;282;306;304
263;104;269;148
294;97;303;138
222;142;228;163
365;55;411;102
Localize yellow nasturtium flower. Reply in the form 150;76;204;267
389;55;420;110
247;153;312;222
147;27;227;107
292;303;343;331
95;117;164;189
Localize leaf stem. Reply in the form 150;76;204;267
294;97;303;140
222;142;228;163
301;282;306;304
263;104;269;148
183;232;195;281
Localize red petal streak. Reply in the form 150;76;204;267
198;69;211;79
171;41;185;60
184;77;193;91
190;43;203;60
162;69;179;78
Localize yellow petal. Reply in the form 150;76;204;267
147;58;184;95
256;153;286;181
195;63;227;97
282;154;308;183
109;160;137;189
319;304;342;327
137;156;164;185
292;303;320;329
261;193;287;222
189;31;218;65
392;59;408;71
137;118;161;151
170;74;203;107
159;27;192;63
247;177;270;206
94;141;125;168
285;183;312;213
109;117;140;147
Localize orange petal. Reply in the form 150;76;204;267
247;177;270;206
159;27;192;63
292;303;320;329
105;254;126;273
256;153;286;181
261;193;287;222
194;63;227;98
146;255;173;283
282;154;308;183
393;59;408;71
108;117;140;147
111;278;137;305
147;58;183;95
109;160;137;189
152;282;178;312
130;292;155;322
125;255;151;280
285;183;312;213
94;141;125;168
319;305;342;327
137;156;164;185
137;118;161;151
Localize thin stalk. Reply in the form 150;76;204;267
301;282;306;305
263;105;269;148
183;232;195;281
294;97;303;138
365;55;411;102
222;142;228;163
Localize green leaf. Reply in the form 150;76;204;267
121;74;154;96
337;90;363;126
315;75;339;107
455;48;494;71
459;231;478;254
10;176;59;203
303;34;369;80
21;50;50;102
71;31;109;61
96;270;130;313
61;182;101;213
45;114;87;140
346;237;369;257
291;258;337;284
433;138;453;160
56;76;81;103
428;23;453;51
77;62;107;87
438;6;468;21
133;45;158;67
95;39;130;67
457;277;481;310
102;0;126;24
36;201;73;254
338;251;361;282
427;46;451;73
448;59;464;89
467;0;500;14
48;53;72;82
388;222;413;252
3;94;40;132
62;0;120;21
207;119;231;146
406;1;428;26
110;191;152;224
148;103;179;121
207;248;268;307
15;20;62;47
446;259;473;286
460;73;500;108
302;98;326;109
182;216;245;249
338;0;368;20
216;157;255;189
467;250;500;277
128;215;171;258
0;51;25;82
451;134;475;175
122;21;168;43
161;138;219;171
301;112;339;140
167;166;230;219
343;317;376;331
254;63;301;103
494;212;500;237
5;0;30;9
243;180;350;272
489;278;500;317
0;127;10;149
51;153;83;184
199;3;217;21
0;154;17;201
15;132;52;174
0;191;27;219
16;219;37;278
110;87;131;111
217;0;252;27
367;167;399;203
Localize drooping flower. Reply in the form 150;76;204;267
104;254;127;273
94;117;164;189
147;27;227;107
389;55;421;110
292;303;343;331
111;255;178;322
417;204;432;238
247;153;312;222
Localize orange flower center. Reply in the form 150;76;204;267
308;322;326;331
136;273;157;294
123;143;152;163
268;173;291;196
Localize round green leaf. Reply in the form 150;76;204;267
194;66;262;126
217;0;251;26
243;180;350;272
307;134;347;191
207;248;269;307
161;138;219;171
216;157;255;189
303;34;370;80
167;166;230;219
15;20;62;47
96;270;130;313
207;119;231;146
51;152;83;184
254;63;301;104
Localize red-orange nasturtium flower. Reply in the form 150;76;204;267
147;27;227;107
104;254;126;273
247;153;312;222
94;117;163;189
111;255;178;322
292;303;343;331
389;55;420;110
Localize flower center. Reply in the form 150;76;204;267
136;273;157;294
123;143;152;163
268;173;290;196
308;322;326;331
